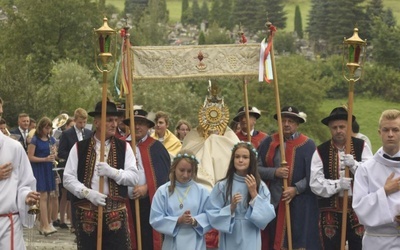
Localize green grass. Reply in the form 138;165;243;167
166;0;183;23
107;0;125;11
320;97;398;153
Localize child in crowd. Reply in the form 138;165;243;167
206;142;275;250
150;150;211;250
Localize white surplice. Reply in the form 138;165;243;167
0;132;37;250
353;147;400;249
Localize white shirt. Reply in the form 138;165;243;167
63;136;139;198
310;141;373;198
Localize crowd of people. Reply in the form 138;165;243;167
1;91;400;250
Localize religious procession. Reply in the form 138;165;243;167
1;1;400;250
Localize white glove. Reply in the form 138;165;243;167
338;177;352;191
82;188;107;206
96;162;120;181
340;154;359;173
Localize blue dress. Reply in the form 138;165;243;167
30;135;56;192
206;174;275;250
150;179;211;250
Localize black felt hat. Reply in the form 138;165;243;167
233;106;261;122
321;107;355;126
273;106;306;123
123;108;155;128
88;101;124;117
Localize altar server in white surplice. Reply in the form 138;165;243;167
353;109;400;250
0;129;40;250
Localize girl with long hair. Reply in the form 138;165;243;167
206;142;275;250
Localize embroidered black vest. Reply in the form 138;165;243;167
75;137;127;201
317;137;364;211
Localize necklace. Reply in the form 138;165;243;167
175;185;191;209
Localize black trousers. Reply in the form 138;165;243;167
320;211;363;250
74;199;131;250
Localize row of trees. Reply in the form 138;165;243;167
0;0;398;145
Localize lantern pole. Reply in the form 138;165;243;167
340;27;367;250
93;17;117;250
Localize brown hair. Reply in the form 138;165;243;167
155;111;170;126
35;117;52;137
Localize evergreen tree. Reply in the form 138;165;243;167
294;5;303;39
371;18;400;69
209;0;222;25
262;0;287;30
200;0;209;23
205;22;233;44
307;0;367;55
181;0;189;24
124;0;148;24
192;0;202;25
232;0;264;34
220;0;233;29
383;8;397;28
198;31;206;44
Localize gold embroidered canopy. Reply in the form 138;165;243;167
130;44;260;81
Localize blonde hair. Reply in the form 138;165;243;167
74;108;88;120
379;109;400;128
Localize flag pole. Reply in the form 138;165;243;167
121;24;143;250
266;21;293;250
238;26;252;143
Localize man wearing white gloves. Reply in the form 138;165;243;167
64;101;139;250
310;107;372;250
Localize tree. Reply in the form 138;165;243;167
209;0;222;25
205;22;233;44
219;0;233;29
262;0;287;30
232;0;265;34
294;5;303;39
371;18;400;69
36;60;101;118
181;0;189;24
124;0;148;24
191;0;202;26
198;31;206;44
307;0;367;55
200;0;209;23
0;0;102;82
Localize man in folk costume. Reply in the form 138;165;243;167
233;106;267;149
310;107;373;250
353;109;400;250
122;107;170;250
63;101;139;250
258;106;321;249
